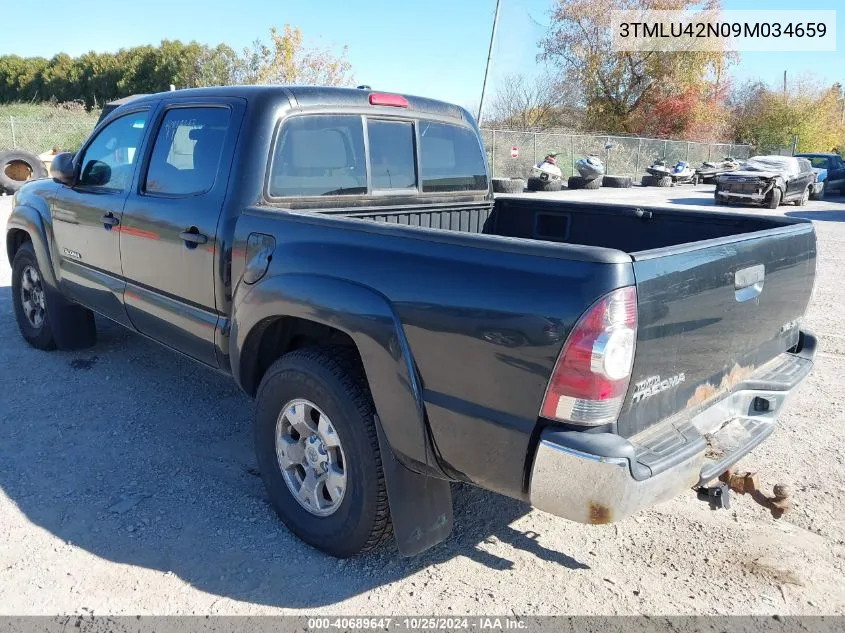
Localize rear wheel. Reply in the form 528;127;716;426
766;187;782;209
797;186;810;206
254;346;392;558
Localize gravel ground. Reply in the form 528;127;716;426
1;185;844;616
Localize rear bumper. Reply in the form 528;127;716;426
529;331;816;525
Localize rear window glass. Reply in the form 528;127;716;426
368;120;417;190
807;157;829;169
419;121;487;192
269;115;367;197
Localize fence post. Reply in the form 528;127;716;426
708;144;712;162
570;136;575;177
9;116;16;148
533;132;537;165
491;129;496;178
634;138;642;177
663;139;668;160
686;142;690;162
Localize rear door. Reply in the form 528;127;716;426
119;99;244;366
616;223;816;438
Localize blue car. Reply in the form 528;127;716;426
795;153;845;199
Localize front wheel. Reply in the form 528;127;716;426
11;243;56;350
766;187;782;209
254;346;392;558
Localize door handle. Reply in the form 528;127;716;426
179;227;208;249
102;212;120;230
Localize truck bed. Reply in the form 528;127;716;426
345;197;799;256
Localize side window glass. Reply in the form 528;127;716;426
78;112;148;191
145;107;231;196
269;115;366;197
368;120;416;190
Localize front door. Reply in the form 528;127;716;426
119;100;242;367
51;108;153;326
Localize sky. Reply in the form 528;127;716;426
0;0;841;110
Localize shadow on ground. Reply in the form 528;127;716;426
0;285;588;609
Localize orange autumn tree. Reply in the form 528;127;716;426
540;0;734;138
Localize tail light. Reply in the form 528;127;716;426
540;286;637;426
369;92;409;108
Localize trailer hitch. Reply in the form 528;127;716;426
697;481;731;510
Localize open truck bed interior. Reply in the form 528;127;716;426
342;197;806;256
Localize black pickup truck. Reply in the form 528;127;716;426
6;86;817;558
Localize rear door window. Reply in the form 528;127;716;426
367;120;417;191
269;115;366;197
419;121;487;192
144;107;231;196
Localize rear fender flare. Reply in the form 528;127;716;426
230;273;434;473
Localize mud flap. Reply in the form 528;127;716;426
44;286;97;350
375;418;453;556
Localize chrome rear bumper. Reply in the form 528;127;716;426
529;332;816;525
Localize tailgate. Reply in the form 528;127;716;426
616;222;816;438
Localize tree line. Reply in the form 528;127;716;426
0;26;354;109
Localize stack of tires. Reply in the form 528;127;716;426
0;150;48;194
567;174;633;190
492;177;527;193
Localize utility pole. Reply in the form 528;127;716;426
477;0;502;126
783;70;787;98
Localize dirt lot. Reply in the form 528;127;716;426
1;185;844;616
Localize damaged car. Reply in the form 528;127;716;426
715;156;816;209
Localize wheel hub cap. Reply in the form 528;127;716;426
275;399;347;517
19;265;46;329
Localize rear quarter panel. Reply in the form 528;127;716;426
231;207;634;499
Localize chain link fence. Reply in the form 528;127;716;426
480;128;753;180
0;113;100;154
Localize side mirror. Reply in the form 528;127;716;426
50;152;75;186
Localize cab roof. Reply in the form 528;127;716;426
122;85;469;123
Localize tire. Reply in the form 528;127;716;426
11;242;57;350
602;175;632;188
492;178;525;193
655;176;673;188
254;346;392;558
641;175;655;187
527;177;562;192
569;175;600;190
766;187;782;209
797;186;810;206
0;150;48;194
